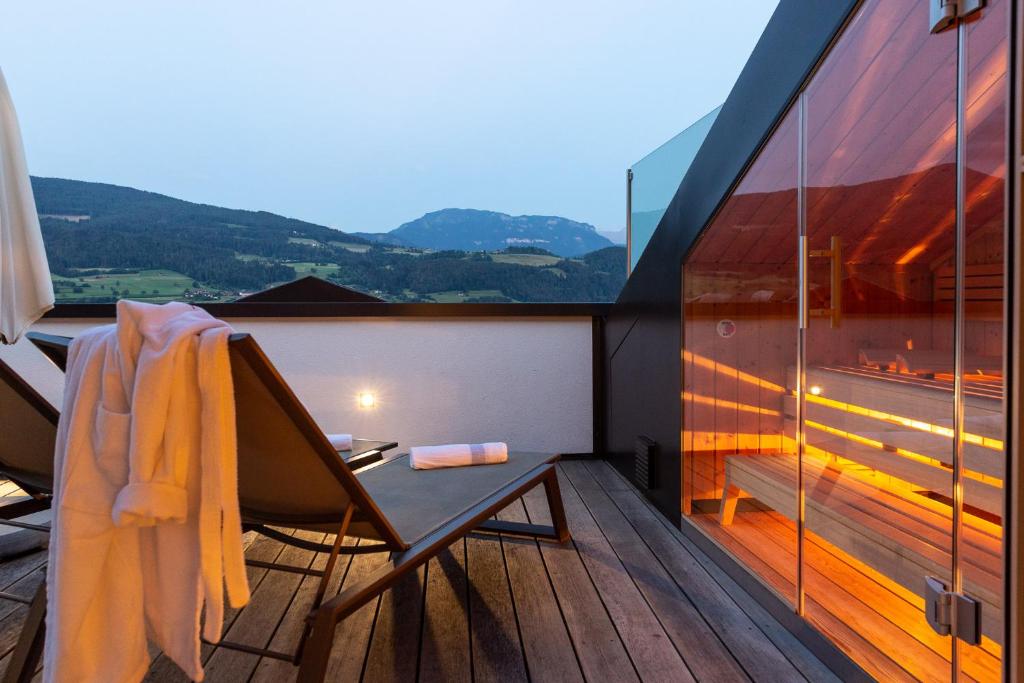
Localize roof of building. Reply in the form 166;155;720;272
236;276;383;303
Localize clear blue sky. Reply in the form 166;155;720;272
1;1;777;234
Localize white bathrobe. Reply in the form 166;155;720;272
45;301;250;683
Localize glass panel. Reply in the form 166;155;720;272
631;106;720;270
957;1;1009;679
682;108;799;605
679;0;1012;678
801;0;960;678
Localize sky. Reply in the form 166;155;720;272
0;1;778;234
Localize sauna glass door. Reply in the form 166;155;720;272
681;0;1009;678
799;0;1007;679
800;0;958;676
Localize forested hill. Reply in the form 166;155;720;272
357;208;614;257
34;177;372;290
32;177;626;303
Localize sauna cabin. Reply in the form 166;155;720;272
666;0;1014;678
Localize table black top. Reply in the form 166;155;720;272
339;439;399;467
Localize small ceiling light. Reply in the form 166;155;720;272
358;392;376;408
809;385;822;396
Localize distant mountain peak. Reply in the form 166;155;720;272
380;208;612;257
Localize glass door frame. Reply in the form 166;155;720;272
1007;2;1022;681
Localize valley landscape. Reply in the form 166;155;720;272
34;177;626;304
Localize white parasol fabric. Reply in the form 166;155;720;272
0;66;53;344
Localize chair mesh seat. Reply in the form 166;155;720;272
356;452;557;545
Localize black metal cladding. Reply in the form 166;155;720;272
603;0;861;523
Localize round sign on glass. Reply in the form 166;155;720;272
716;319;736;339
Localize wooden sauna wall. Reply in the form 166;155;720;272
807;263;940;368
682;105;799;511
931;228;1006;358
683;268;796;508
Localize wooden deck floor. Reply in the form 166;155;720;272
0;461;839;682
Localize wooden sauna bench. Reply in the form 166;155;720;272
720;364;1005;642
788;365;1004;518
720;453;1003;644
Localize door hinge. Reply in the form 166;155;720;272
931;0;985;33
924;576;982;645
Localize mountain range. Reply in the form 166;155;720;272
31;177;626;303
355;209;614;257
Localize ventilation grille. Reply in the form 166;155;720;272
635;436;658;489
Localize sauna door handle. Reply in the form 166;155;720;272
807;235;842;328
799;236;808;329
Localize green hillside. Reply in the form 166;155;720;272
33;178;626;303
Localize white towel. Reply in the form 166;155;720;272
45;301;250;683
0;67;54;343
409;442;508;470
328;433;353;451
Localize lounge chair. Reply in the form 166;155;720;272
0;357;59;683
23;331;571;682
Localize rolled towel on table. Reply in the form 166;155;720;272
409;442;508;470
327;433;353;451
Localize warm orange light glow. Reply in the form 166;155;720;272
683;350;785;393
358;392;376;408
895;243;927;265
803;419;998;488
804;392;1004;451
809;385;822;396
682;392;781;417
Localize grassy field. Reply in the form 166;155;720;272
328;241;373;253
489;253;562;267
384;247;426;256
52;269;198;302
286;262;340;278
427;289;509;303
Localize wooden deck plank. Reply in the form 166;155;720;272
144;530;290;683
495;499;584;683
0;552;46;606
677;529;843;683
361;566;424;683
548;466;694;683
321;541;392;682
203;531;323;682
519;484;639;683
464;532;527;683
690;509;918;682
702;508;939;681
0;465;837;683
249;535;359;683
559;461;752;682
603;464;842;683
0;569;46;663
418;541;472;682
582;460;808;682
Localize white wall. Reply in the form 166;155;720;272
0;317;594;455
